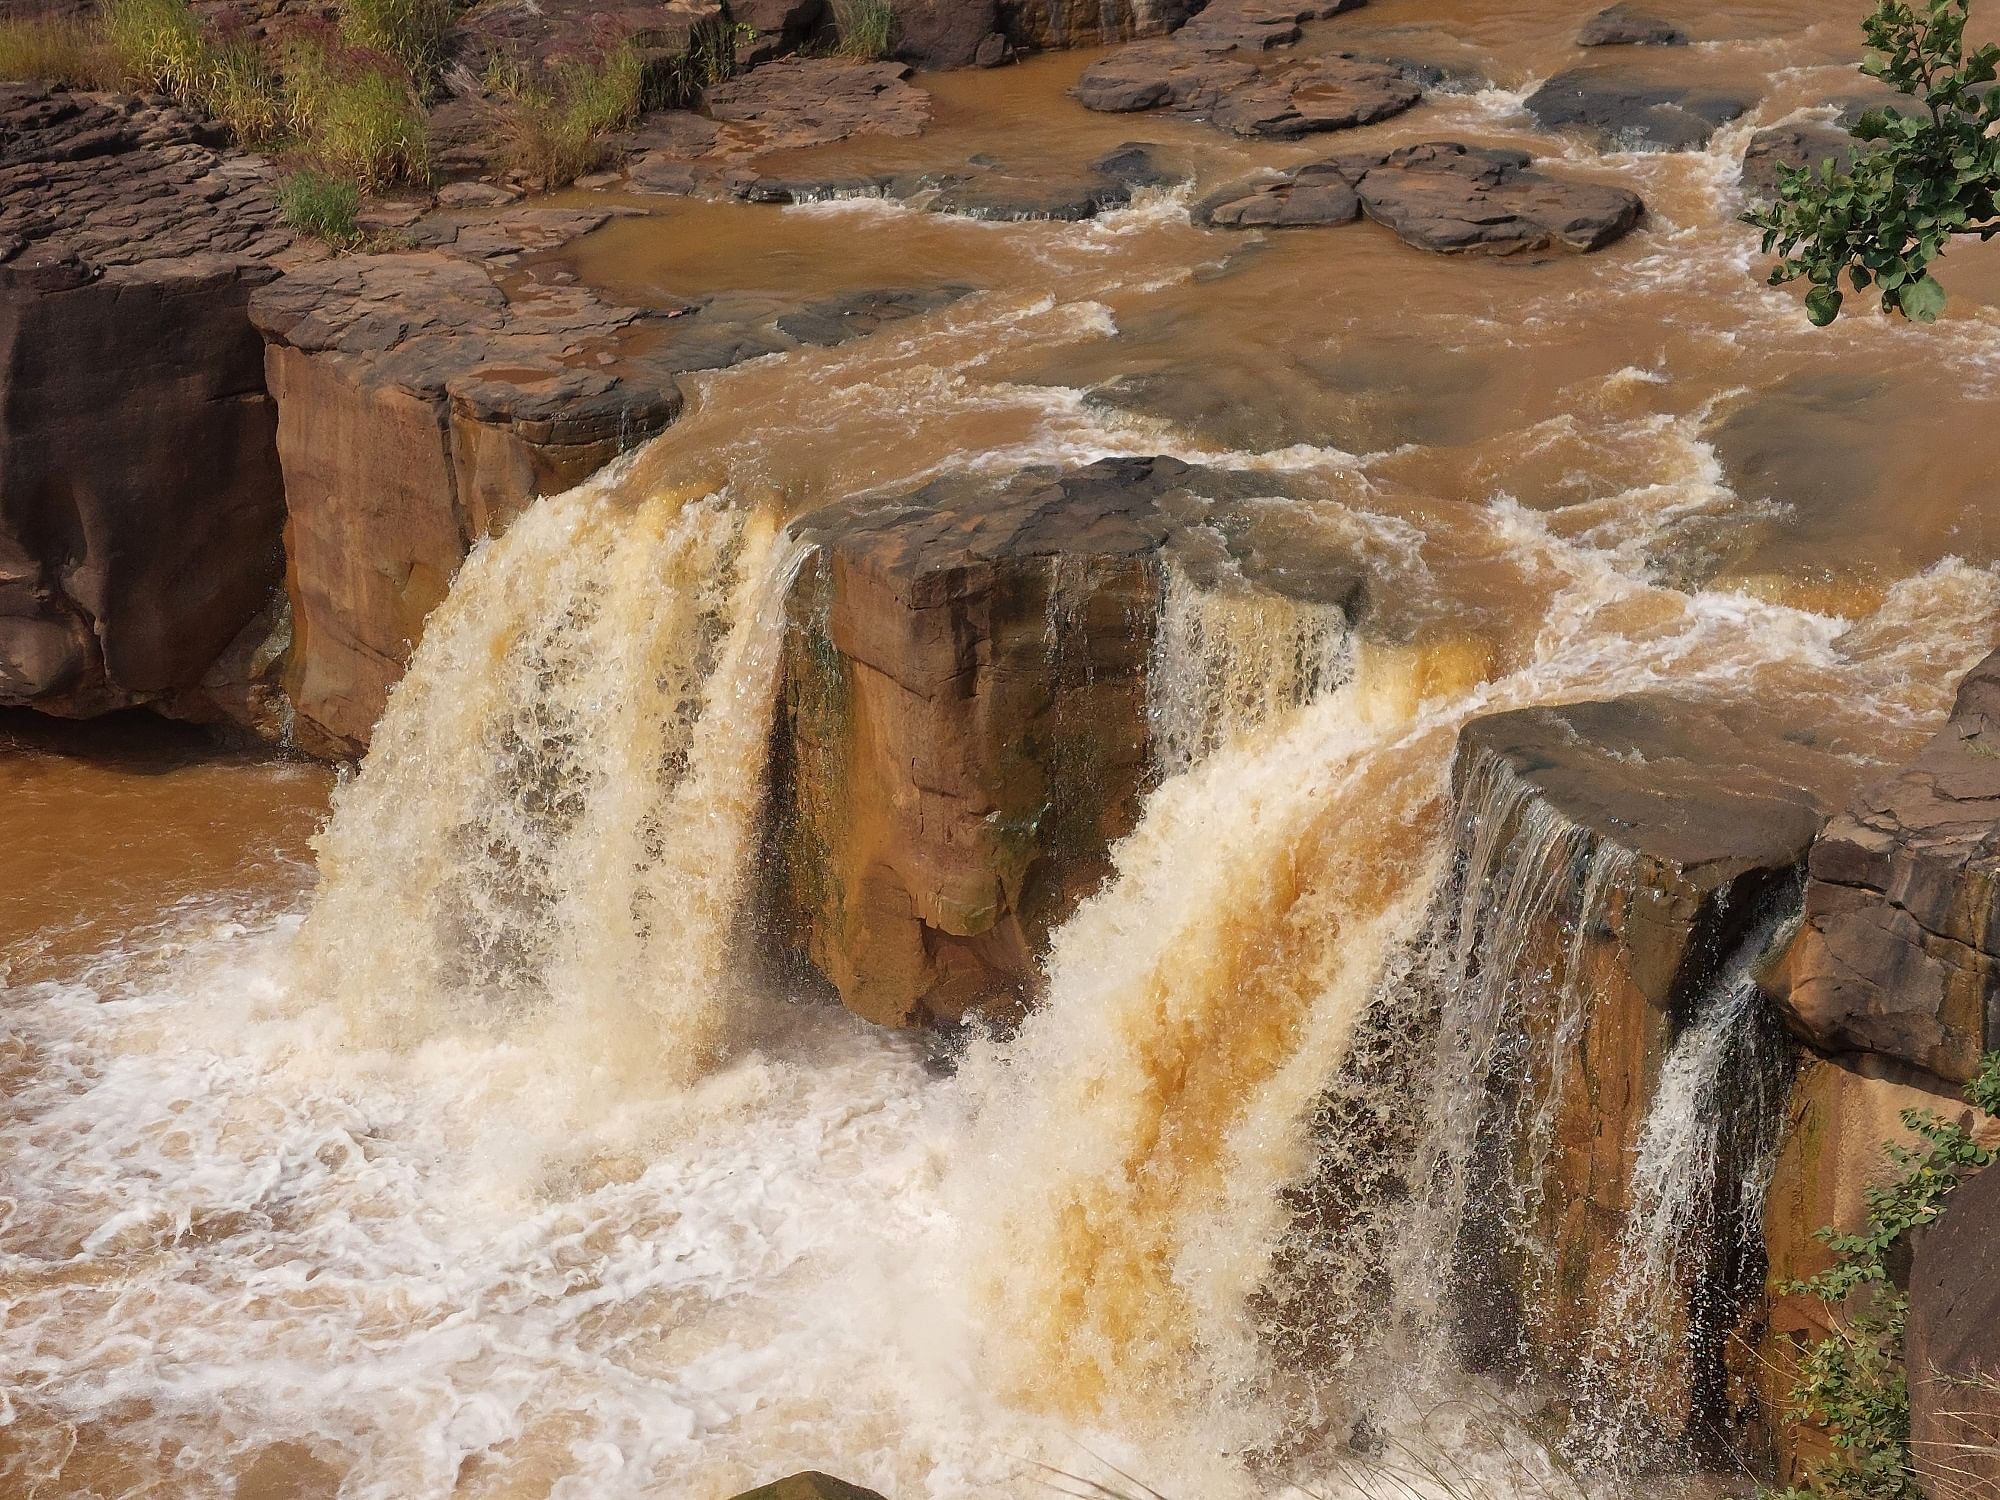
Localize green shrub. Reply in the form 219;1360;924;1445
100;0;209;95
0;15;106;86
1746;0;2000;325
202;34;283;143
279;168;364;246
281;31;428;189
831;0;894;59
1779;1054;2000;1500
337;0;453;81
495;44;643;190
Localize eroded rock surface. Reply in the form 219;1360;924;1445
1909;1159;2000;1500
1777;649;2000;1086
1197;142;1642;253
1526;66;1754;151
1442;693;1869;1452
1;83;299;728
770;455;1369;1027
704;59;931;147
1073;42;1418;137
999;0;1196;52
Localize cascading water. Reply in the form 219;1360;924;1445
297;478;804;1090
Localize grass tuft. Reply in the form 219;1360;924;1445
279;168;365;246
0;15;107;87
337;0;453;81
831;0;894;60
493;43;643;190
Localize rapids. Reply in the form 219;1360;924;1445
10;0;2000;1495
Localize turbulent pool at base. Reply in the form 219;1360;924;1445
11;0;2000;1494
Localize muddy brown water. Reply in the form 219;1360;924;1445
9;0;2000;1493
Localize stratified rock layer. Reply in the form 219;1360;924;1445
1779;649;2000;1086
0;83;297;729
771;455;1368;1027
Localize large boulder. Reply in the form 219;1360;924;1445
1072;43;1419;137
727;1477;887;1500
997;0;1195;52
1908;1160;2000;1500
1776;649;2000;1087
1525;66;1754;151
769;455;1368;1027
1196;141;1643;253
1435;694;1869;1458
0;83;298;732
887;0;1002;70
1576;4;1685;46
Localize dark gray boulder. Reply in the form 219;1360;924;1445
1577;4;1686;46
1526;66;1754;150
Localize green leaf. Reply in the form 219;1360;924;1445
1807;284;1846;323
1898;274;1947;319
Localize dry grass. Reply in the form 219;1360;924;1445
0;15;107;86
493;43;643;190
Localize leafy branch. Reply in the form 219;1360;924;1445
1745;0;2000;325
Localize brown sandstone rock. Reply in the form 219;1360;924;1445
1196;141;1643;252
1073;42;1418;137
0;84;297;729
727;1475;887;1500
998;0;1195;52
1761;1058;2000;1486
1908;1159;2000;1500
1576;4;1685;47
1777;649;2000;1087
770;455;1368;1027
1442;694;1869;1457
704;59;932;147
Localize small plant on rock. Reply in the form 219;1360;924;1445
1778;1053;2000;1500
0;15;107;87
1746;0;2000;325
279;168;365;246
493;43;644;190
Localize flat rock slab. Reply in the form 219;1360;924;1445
0;82;296;271
1074;42;1419;137
1173;0;1363;52
1197;141;1642;252
1525;66;1754;151
704;59;931;149
1576;3;1685;46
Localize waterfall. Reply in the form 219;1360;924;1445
296;476;806;1090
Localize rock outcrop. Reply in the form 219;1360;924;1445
1908;1159;2000;1500
722;143;1181;220
998;0;1196;52
1525;66;1754;151
704;59;931;145
1776;649;2000;1087
1073;42;1419;137
252;234;972;753
1439;694;1869;1457
726;1475;888;1500
0;83;298;731
769;455;1368;1027
1196;141;1643;253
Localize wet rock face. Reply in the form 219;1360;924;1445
0;84;296;729
1073;42;1419;137
1197;141;1643;252
1441;694;1866;1455
1525;66;1754;151
1908;1160;2000;1500
1576;4;1686;46
1741;121;1856;199
727;143;1182;220
771;455;1368;1027
998;0;1196;53
1777;649;2000;1087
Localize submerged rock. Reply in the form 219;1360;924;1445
771;455;1369;1027
1525;66;1754;151
1576;3;1686;46
1197;141;1643;253
1776;649;2000;1086
0;82;299;731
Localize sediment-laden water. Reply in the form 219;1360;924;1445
9;0;2000;1494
